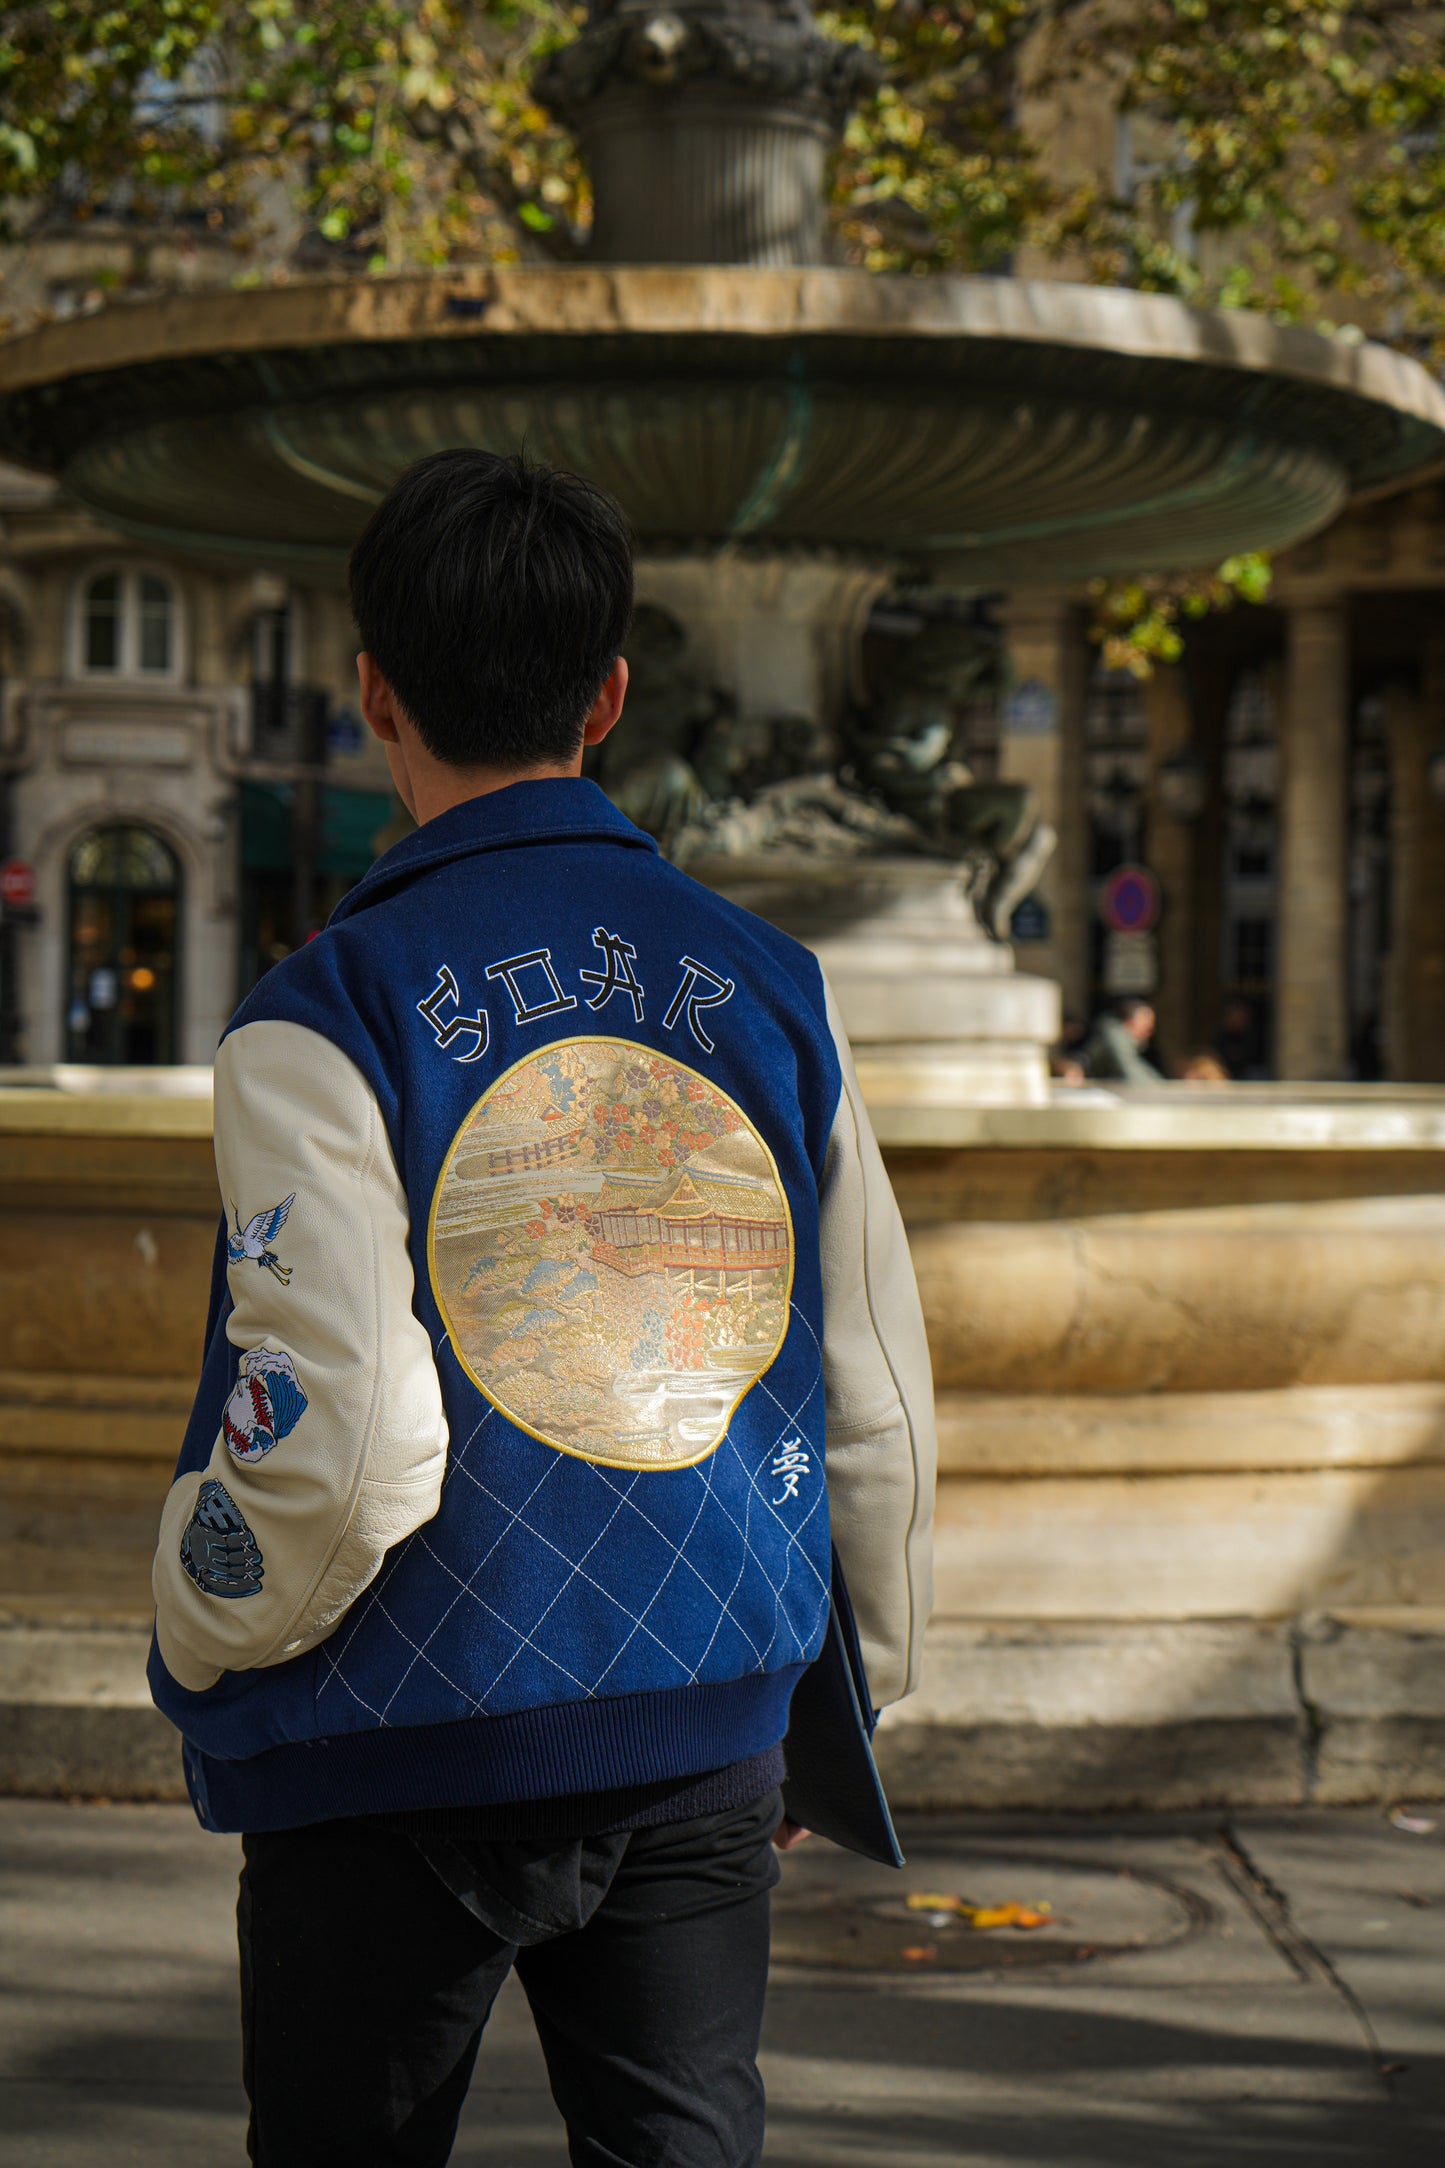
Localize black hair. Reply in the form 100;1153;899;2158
348;448;634;770
1113;995;1154;1024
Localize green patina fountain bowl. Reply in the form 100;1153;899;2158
2;266;1442;581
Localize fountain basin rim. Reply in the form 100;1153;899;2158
2;266;1443;488
6;1072;1445;1155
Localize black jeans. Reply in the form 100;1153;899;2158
239;1789;783;2167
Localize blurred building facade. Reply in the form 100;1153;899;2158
4;450;1445;1082
0;461;391;1067
954;490;1445;1085
965;84;1445;1085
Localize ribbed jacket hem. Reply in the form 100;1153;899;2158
184;1666;805;1834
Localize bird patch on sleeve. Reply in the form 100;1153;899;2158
223;1348;308;1464
228;1194;295;1284
180;1480;264;1600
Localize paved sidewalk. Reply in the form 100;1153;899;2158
0;1799;1440;2166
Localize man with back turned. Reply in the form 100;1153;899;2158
150;448;936;2166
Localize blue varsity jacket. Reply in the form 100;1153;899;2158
149;779;936;1832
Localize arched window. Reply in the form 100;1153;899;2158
76;570;178;678
137;575;174;673
66;824;181;1065
83;573;122;671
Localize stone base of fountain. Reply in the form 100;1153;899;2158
694;856;1060;1107
5;1079;1445;1809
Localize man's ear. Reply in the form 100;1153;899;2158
581;657;629;748
357;653;403;744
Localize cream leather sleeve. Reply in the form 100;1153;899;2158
153;1021;449;1694
818;979;936;1705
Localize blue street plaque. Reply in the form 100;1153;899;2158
1010;894;1052;943
1003;678;1058;735
326;709;364;756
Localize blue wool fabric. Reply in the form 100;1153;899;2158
150;782;844;1832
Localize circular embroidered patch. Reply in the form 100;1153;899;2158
428;1039;794;1470
223;1347;308;1464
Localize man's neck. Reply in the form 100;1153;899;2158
388;745;584;831
410;762;583;830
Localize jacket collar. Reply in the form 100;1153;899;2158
329;777;658;925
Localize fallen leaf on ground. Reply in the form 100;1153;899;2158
904;1892;1052;1931
967;1903;1053;1931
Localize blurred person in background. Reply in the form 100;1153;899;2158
1177;1052;1231;1084
1081;997;1165;1084
1214;998;1270;1081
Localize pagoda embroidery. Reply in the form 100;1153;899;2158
589;1135;789;1293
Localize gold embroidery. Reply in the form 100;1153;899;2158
428;1039;794;1470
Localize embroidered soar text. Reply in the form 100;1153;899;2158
418;930;734;1063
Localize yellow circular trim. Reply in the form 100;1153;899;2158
427;1035;796;1471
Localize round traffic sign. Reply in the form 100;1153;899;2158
0;858;34;908
1100;863;1160;935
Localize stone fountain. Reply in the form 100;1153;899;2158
1;0;1444;1101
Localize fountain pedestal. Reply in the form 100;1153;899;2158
637;552;887;727
696;857;1060;1106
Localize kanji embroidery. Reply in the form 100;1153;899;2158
662;956;735;1056
228;1194;295;1283
180;1479;264;1599
578;926;646;1022
486;949;580;1026
771;1438;811;1504
417;965;490;1064
223;1347;308;1465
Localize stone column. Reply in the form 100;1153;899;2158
189;572;232;690
1142;662;1196;1061
1384;634;1445;1080
30;569;64;678
1180;644;1234;1052
996;594;1088;1023
1276;601;1350;1080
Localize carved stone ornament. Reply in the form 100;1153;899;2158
535;0;881;131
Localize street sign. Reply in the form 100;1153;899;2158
1003;678;1058;735
1100;863;1161;935
1103;930;1158;995
327;709;363;756
0;859;34;909
1009;894;1052;944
